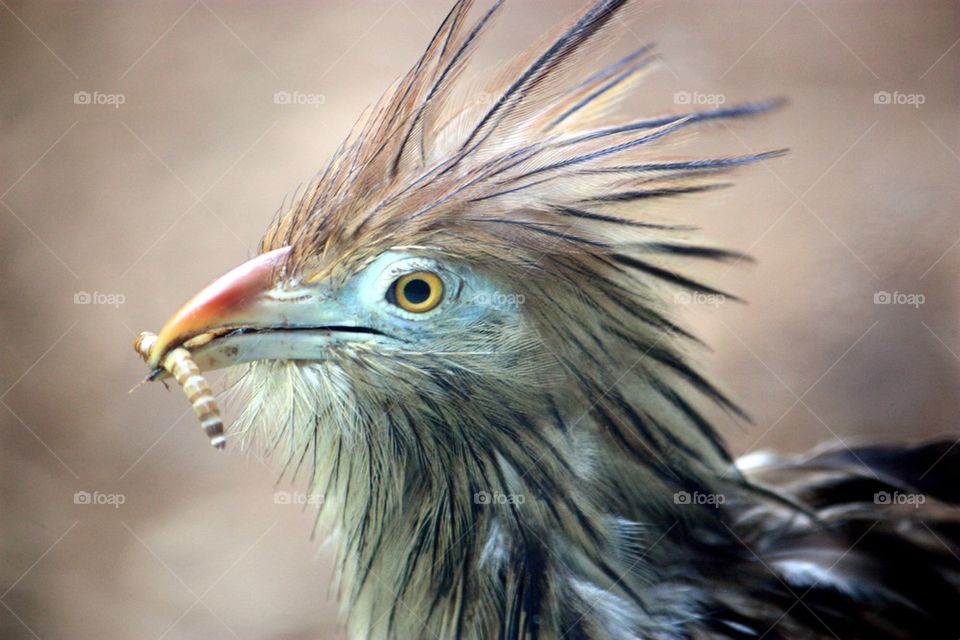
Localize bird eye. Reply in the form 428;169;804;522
388;271;444;313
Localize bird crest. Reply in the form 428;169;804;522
260;0;779;291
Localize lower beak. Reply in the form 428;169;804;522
145;246;384;373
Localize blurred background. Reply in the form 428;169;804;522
1;1;958;638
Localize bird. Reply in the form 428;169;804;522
136;1;960;638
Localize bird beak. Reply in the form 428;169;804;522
146;245;381;373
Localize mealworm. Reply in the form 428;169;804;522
134;332;226;449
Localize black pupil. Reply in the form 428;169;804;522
403;278;432;305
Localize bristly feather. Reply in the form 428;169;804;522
259;0;781;288
227;2;960;639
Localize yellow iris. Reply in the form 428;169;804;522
393;271;444;313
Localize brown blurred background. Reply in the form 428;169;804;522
1;1;958;638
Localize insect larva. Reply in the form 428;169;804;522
134;332;226;449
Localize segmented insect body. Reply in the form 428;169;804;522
134;332;226;449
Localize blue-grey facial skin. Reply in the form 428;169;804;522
346;251;521;341
187;250;526;372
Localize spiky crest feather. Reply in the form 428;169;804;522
260;0;779;288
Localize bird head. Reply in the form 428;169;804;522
148;236;550;451
141;0;779;630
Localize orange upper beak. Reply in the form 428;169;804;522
147;246;292;368
145;245;386;374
